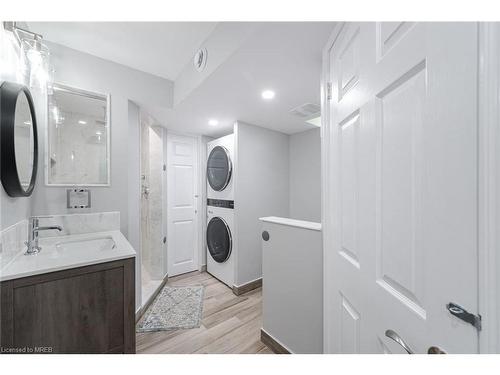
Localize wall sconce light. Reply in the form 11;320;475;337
3;21;51;90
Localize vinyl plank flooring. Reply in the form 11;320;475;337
136;271;272;354
194;314;263;354
257;345;274;354
238;337;269;354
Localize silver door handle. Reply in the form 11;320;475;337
428;346;446;354
385;329;414;354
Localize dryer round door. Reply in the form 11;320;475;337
207;217;232;263
207;146;232;191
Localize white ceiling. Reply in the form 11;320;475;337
27;22;218;81
27;22;334;136
160;22;334;136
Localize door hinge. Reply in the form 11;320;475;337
326;82;332;101
447;302;482;331
163;164;166;171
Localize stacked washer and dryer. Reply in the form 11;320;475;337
206;134;235;287
205;123;289;292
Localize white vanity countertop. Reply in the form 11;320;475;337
259;216;322;231
0;230;136;282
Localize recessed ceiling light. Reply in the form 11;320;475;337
95;131;102;135
78;120;87;125
261;90;275;100
208;119;219;126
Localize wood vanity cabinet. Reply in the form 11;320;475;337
0;258;135;354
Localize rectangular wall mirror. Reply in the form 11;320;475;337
46;83;110;186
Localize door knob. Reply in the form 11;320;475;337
385;329;414;354
427;346;446;354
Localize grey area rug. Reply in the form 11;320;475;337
137;285;205;332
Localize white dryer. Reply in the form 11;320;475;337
206;201;235;287
207;134;234;201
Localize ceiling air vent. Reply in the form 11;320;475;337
289;103;320;118
193;48;208;72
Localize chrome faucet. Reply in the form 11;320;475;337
25;217;63;255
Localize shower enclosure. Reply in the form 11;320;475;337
140;111;167;306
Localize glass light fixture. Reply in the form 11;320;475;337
21;38;50;90
3;22;52;88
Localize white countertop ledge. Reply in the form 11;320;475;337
0;230;136;282
259;216;322;231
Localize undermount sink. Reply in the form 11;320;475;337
1;230;136;282
55;236;116;253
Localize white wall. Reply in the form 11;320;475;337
127;101;141;252
0;24;35;230
234;121;289;286
30;42;174;247
127;101;141;309
261;219;323;353
174;23;259;106
199;135;213;268
289;128;321;222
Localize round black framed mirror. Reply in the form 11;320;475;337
0;82;38;197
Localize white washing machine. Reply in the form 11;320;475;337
206;202;235;287
207;134;234;201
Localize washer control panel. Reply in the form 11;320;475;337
207;199;234;209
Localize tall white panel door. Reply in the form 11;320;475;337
167;133;199;277
324;23;479;353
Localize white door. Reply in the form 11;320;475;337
324;23;479;354
167;133;199;277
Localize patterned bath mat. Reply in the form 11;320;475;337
137;285;205;332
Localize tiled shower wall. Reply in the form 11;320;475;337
140;114;165;281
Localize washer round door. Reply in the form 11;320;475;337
207;146;232;191
207;217;232;263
